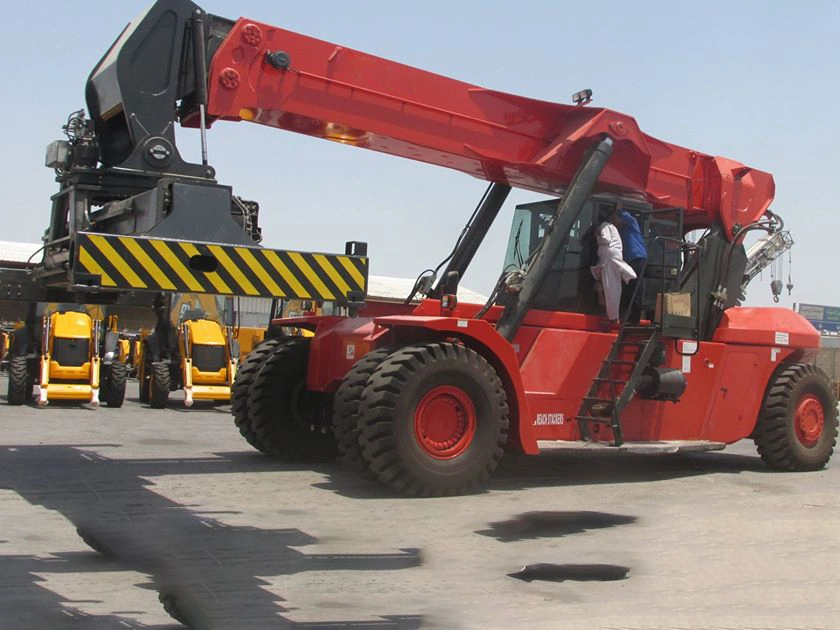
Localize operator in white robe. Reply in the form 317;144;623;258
591;215;637;322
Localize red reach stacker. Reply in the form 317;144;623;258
203;3;835;495
35;0;837;496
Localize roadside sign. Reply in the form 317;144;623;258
798;303;840;334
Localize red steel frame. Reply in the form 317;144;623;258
272;300;820;455
204;14;819;454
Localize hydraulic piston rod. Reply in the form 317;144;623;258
496;136;615;341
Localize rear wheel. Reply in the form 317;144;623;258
231;338;284;453
247;338;337;462
7;356;32;406
102;361;128;408
150;361;171;409
333;346;397;470
357;342;509;497
754;363;838;471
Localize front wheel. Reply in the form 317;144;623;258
150;362;171;409
7;356;32;406
102;361;128;408
357;342;509;497
333;346;397;471
231;338;284;453
753;363;838;471
247;338;337;462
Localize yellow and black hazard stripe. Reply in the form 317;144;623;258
74;232;367;301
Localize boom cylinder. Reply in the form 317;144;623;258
496;136;614;341
432;183;511;298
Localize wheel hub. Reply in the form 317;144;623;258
794;394;824;448
290;382;329;433
414;385;477;460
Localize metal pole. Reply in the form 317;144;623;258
193;10;209;167
496;136;614;341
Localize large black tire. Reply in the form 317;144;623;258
7;356;31;406
150;361;171;409
102;361;128;408
333;346;397;470
247;338;337;462
754;363;838;471
357;342;509;497
231;338;285;453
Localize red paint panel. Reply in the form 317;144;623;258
304;317;376;392
714;307;819;348
412;299;604;331
705;350;763;442
619;343;797;442
205;17;774;237
518;328;612;440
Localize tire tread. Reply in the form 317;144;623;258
357;342;509;497
754;363;838;471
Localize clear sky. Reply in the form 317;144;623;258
2;0;838;309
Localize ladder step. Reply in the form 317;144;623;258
622;325;657;332
578;328;661;450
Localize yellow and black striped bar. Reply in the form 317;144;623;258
73;232;367;301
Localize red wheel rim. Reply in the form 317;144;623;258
414;385;477;459
794;394;825;448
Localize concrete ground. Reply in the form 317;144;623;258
0;375;837;630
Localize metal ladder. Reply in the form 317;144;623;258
575;323;660;446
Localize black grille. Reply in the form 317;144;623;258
52;338;90;367
192;344;226;372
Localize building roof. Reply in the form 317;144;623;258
0;241;41;266
367;275;487;304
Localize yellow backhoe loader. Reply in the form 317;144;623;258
138;300;237;408
6;307;127;407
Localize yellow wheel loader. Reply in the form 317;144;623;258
0;326;12;373
116;331;141;377
6;307;127;407
138;307;237;408
233;326;266;359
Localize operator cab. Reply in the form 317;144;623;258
501;194;686;326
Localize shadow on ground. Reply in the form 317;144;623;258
314;447;766;500
0;445;424;629
507;563;630;583
475;510;638;542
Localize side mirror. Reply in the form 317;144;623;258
442;271;460;296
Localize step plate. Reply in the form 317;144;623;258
537;440;727;455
